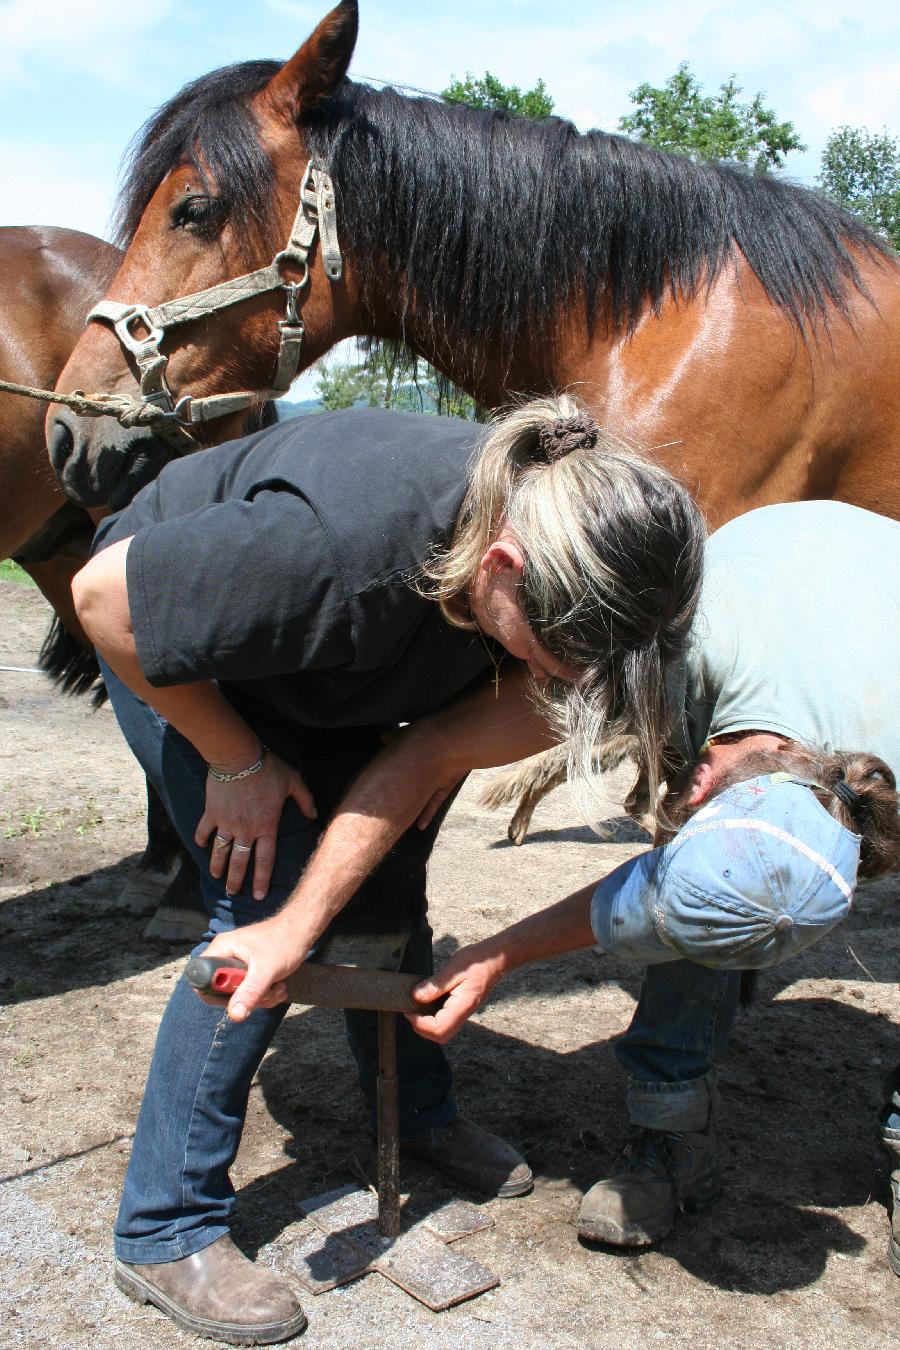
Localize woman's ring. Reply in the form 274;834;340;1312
213;834;233;848
232;842;252;854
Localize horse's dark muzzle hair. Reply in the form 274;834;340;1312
48;407;169;509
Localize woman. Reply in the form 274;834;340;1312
73;393;704;1345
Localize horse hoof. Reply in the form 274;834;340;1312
143;904;208;944
116;863;180;915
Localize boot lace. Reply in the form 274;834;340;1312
616;1128;682;1180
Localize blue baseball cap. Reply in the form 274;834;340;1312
592;774;861;969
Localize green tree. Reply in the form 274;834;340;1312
315;359;372;411
315;346;482;418
619;63;804;172
818;126;900;249
442;71;554;119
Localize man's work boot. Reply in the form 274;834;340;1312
577;1123;720;1247
404;1113;533;1197
114;1233;308;1345
880;1066;900;1277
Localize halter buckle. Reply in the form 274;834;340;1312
173;395;196;424
110;305;166;355
283;280;307;326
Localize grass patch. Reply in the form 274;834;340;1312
0;559;36;586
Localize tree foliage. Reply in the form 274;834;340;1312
315;345;481;419
619;63;804;172
818;126;900;249
442;71;554;119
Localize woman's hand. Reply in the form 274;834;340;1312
405;941;506;1044
195;750;316;900
198;914;308;1021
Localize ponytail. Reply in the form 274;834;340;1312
810;750;900;879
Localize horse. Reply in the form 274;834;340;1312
0;226;202;927
41;0;900;831
0;226;274;924
2;228;115;643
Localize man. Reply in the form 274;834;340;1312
73;399;702;1343
224;497;899;1259
407;498;900;1249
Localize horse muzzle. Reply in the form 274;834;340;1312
47;405;171;509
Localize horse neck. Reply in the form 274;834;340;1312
352;294;555;408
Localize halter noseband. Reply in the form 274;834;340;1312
86;159;341;452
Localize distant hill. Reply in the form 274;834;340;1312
278;397;323;418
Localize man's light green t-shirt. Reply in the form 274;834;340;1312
670;501;900;780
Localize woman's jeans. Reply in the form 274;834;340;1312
101;666;455;1264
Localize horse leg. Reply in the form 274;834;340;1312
480;734;646;844
479;743;570;844
119;780;207;943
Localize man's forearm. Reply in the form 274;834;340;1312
273;669;557;952
486;885;598;975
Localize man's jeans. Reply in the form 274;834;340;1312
616;961;741;1131
101;666;455;1264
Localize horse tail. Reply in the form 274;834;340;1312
39;618;108;707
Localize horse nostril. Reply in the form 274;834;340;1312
48;414;75;478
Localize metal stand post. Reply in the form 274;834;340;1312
376;1010;400;1238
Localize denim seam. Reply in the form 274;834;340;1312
704;969;732;1062
173;1008;232;1257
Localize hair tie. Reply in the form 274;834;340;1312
537;412;599;462
831;776;863;816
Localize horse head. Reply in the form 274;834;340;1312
48;0;360;507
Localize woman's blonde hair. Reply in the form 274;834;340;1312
422;393;707;818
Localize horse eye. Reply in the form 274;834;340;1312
171;194;227;241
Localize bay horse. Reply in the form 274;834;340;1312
42;1;900;835
2;227;117;648
0;226;273;923
48;0;900;526
0;226;201;926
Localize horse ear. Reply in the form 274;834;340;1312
266;0;359;121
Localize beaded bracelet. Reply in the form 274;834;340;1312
207;745;268;782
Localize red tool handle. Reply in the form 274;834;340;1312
185;955;248;997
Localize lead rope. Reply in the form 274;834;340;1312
0;377;179;427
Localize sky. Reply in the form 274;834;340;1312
2;0;898;396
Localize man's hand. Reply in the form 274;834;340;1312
195;751;316;900
199;915;307;1021
405;941;506;1044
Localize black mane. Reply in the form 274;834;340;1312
116;61;891;378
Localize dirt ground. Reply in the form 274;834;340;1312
1;577;897;1350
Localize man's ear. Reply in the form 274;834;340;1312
686;758;717;806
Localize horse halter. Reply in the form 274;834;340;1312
86;159;342;452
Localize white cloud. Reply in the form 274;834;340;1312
262;0;324;21
801;60;900;142
0;0;177;90
0;143;115;239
